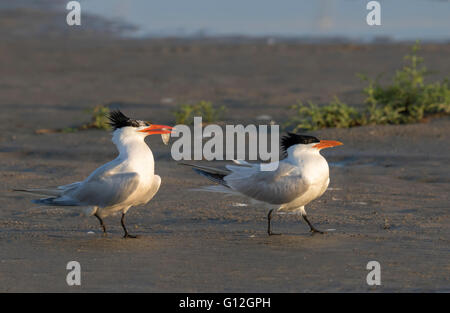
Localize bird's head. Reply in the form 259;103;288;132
108;110;173;142
281;132;343;156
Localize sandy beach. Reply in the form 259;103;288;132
0;7;449;292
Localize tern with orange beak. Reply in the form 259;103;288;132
182;133;343;235
15;110;173;238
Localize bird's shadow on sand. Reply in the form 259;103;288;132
236;230;338;248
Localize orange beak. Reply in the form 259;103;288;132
138;124;174;135
313;140;343;150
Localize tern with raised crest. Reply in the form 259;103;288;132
15;110;173;238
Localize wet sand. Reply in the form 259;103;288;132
0;13;449;291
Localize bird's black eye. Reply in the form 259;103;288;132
281;133;320;156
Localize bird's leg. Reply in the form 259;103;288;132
267;209;281;236
94;213;107;235
302;214;325;234
121;213;137;239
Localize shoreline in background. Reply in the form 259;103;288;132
1;2;449;43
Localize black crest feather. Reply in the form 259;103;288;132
108;110;141;130
281;132;320;154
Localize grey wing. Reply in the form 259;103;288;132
67;172;140;207
225;162;309;205
14;182;82;197
15;160;119;196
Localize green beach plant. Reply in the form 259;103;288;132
174;100;225;125
82;104;111;130
285;42;450;131
285;97;361;131
360;42;449;125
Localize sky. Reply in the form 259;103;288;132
80;0;450;40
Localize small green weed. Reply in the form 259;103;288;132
285;42;450;131
35;104;111;134
285;97;361;132
82;104;111;130
359;42;450;125
174;100;225;125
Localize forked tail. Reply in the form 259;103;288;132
179;162;231;188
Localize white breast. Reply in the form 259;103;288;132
281;151;330;210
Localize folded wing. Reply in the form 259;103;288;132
31;172;140;207
225;161;309;205
183;160;309;205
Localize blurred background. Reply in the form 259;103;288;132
4;0;450;40
1;0;449;128
81;0;450;41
